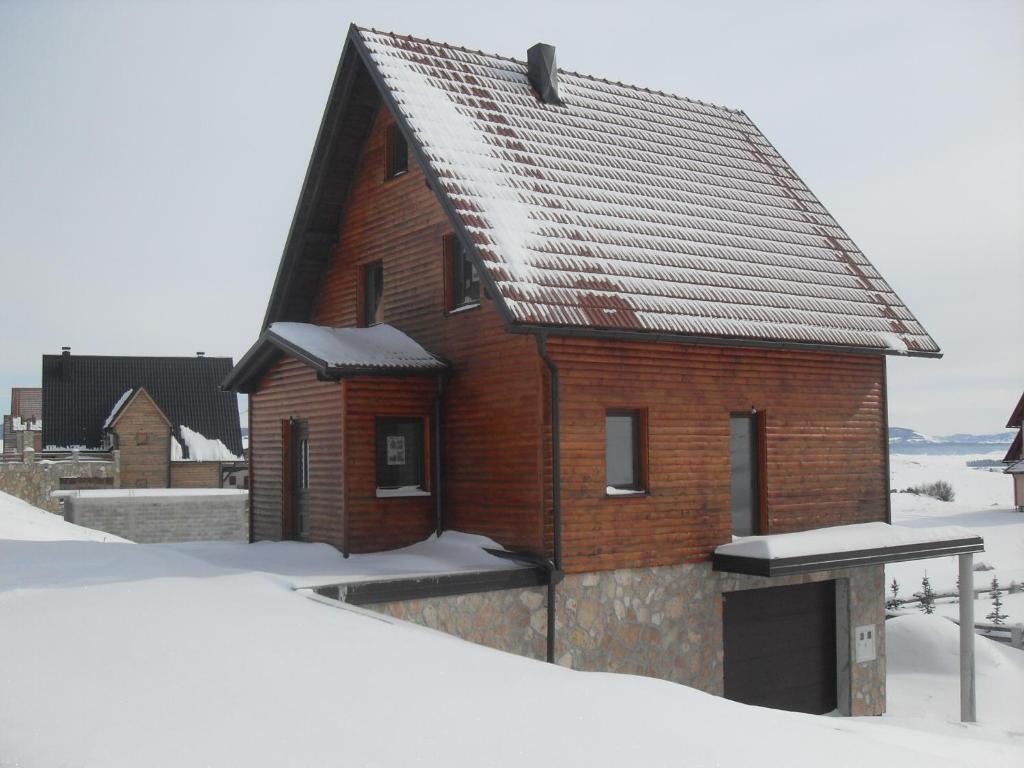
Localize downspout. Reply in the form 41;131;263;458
536;333;564;664
434;373;446;537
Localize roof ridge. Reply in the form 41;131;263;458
354;25;747;117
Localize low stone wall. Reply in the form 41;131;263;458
363;562;886;716
63;490;248;543
0;454;119;512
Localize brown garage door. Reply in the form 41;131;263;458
723;580;837;714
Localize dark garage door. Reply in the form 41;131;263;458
723;581;837;714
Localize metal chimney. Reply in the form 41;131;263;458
527;43;560;105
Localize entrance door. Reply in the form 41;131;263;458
723;581;838;714
286;420;310;541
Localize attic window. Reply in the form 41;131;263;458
362;261;384;326
445;234;480;311
385;123;408;179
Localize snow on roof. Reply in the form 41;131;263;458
179;425;243;462
715;522;981;561
269;322;447;371
356;28;939;355
1004;460;1024;475
102;388;135;430
10;416;42;432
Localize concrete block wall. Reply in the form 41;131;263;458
63;491;248;543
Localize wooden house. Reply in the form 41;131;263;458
225;27;945;716
43;350;244;488
1004;391;1024;510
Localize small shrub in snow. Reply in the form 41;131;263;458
918;575;936;615
986;578;1008;626
1009;580;1022;595
972;561;994;572
904;480;954;502
886;578;900;610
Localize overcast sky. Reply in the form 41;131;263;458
1;0;1021;436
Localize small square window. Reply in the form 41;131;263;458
445;234;480;310
362;261;384;326
386;124;408;179
605;410;645;494
375;417;425;490
135;432;149;445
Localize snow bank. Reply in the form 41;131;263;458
178;424;242;461
164;531;519;589
0;489;126;543
0;519;1018;766
883;613;1024;744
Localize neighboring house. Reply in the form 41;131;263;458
1004;391;1024;510
43;349;243;488
224;27;955;717
2;387;43;458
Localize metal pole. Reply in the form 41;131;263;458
958;552;976;722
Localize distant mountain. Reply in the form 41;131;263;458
888;427;937;444
889;427;1015;445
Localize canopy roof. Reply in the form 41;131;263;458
223;323;447;393
713;522;983;577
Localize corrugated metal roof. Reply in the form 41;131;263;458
269;323;447;371
357;28;938;355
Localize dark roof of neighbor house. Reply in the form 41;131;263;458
223;323;448;394
42;354;242;455
1006;391;1024;429
261;25;939;358
1005;430;1022;464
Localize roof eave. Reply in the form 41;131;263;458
505;323;943;359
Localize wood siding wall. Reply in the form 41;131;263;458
249;358;344;546
308;105;545;553
169;461;222;488
113;392;170;489
344;377;435;552
546;338;888;573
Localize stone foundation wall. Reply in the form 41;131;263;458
364;562;886;716
0;454;119;512
371;585;548;661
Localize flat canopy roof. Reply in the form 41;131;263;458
222;323;447;393
713;522;984;577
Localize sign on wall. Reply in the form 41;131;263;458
386;435;406;466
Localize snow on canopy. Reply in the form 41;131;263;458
715;522;980;561
270;322;447;371
357;28;939;355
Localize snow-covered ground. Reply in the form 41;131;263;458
1;489;1021;767
887;451;1023;622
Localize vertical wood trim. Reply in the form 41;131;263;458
248;399;255;542
881;357;891;525
639;408;651;491
756;408;769;534
342;379;350;556
281;419;294;540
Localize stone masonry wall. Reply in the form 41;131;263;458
0;454;119;512
365;563;887;716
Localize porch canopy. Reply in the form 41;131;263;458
222;322;447;393
714;521;985;724
712;521;983;577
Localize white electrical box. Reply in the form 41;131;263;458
854;624;877;663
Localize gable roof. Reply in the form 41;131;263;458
223;323;448;394
42;354;242;455
1006;391;1024;429
104;387;173;432
263;25;939;358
